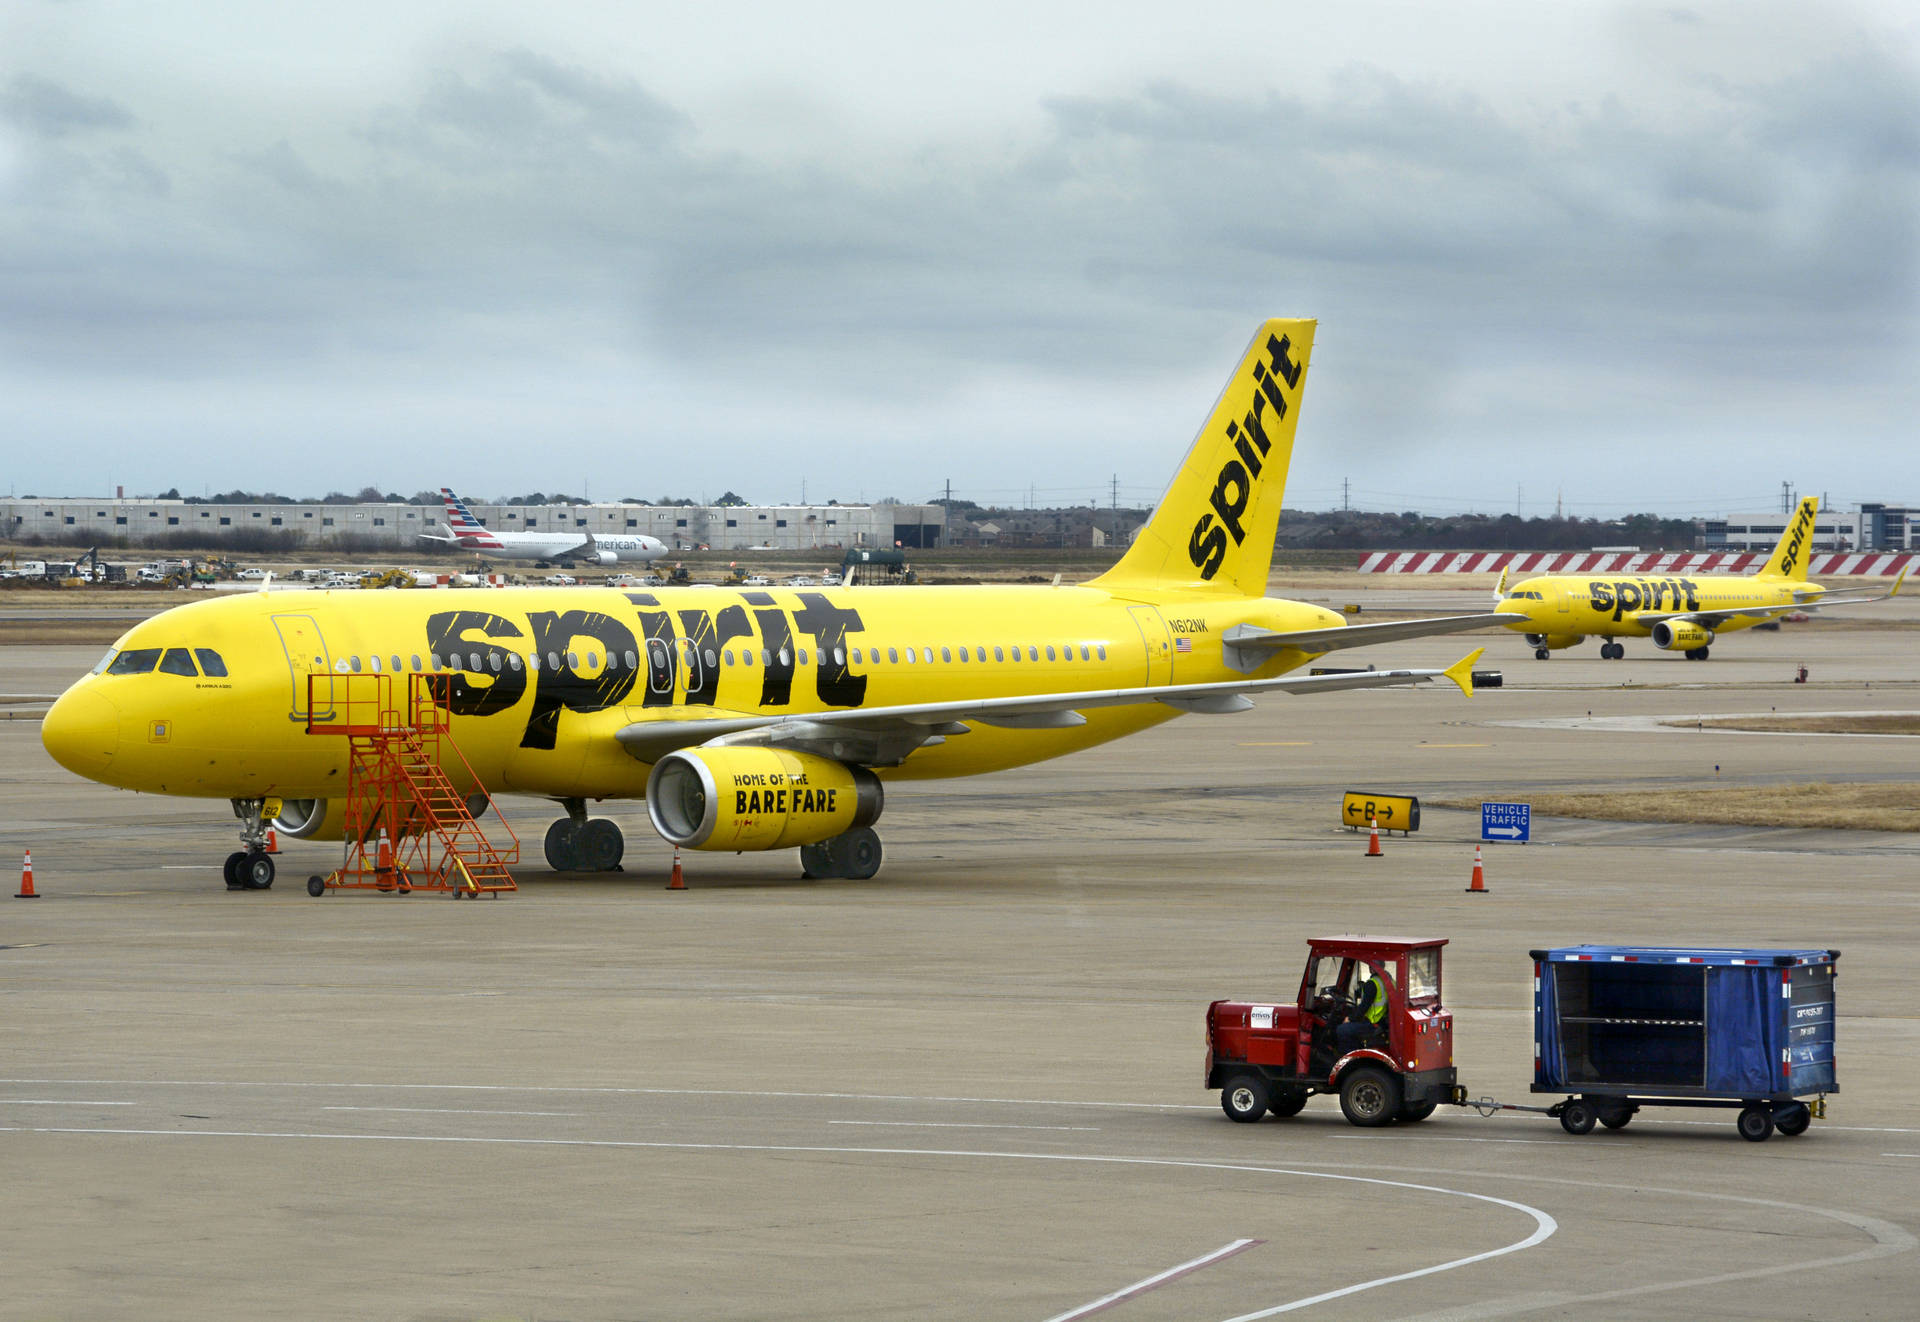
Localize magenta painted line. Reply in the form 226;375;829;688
1045;1239;1265;1322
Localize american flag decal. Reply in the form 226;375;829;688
1174;637;1191;654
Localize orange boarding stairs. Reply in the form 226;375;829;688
302;672;519;898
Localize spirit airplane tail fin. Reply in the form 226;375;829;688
1759;496;1820;581
1092;318;1314;598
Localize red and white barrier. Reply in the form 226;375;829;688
1356;551;1917;576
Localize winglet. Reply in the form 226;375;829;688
1442;647;1484;697
1495;566;1508;595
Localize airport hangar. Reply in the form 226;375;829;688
2;576;1917;1320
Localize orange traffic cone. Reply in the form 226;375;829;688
16;848;37;898
666;849;685;891
1364;817;1383;858
263;827;280;855
1466;844;1488;894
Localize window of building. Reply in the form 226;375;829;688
270;517;282;526
726;519;738;528
219;517;231;526
373;518;386;527
676;518;688;528
776;520;787;528
167;517;179;525
115;516;127;525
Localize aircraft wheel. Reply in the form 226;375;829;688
543;819;579;872
575;819;624;872
1220;1074;1269;1123
799;840;836;879
1698;646;1710;660
1338;1066;1400;1128
834;827;883;880
245;852;275;889
224;850;250;890
1737;1105;1774;1142
1534;647;1550;660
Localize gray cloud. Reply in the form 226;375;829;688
1;27;1915;508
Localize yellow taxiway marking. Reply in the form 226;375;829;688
1237;741;1314;746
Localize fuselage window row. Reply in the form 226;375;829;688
325;640;1116;680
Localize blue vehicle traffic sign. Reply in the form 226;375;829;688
1481;801;1531;843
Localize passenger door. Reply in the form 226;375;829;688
272;614;335;722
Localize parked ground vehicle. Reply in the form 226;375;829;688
1531;945;1838;1142
1206;935;1457;1126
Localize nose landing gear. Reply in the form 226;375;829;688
224;798;276;890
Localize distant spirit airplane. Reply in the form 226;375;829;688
420;487;667;565
43;319;1515;888
1495;497;1904;660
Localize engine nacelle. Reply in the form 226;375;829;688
590;549;618;565
1651;620;1714;651
647;748;882;851
271;797;346;840
1523;633;1586;651
271;793;488;842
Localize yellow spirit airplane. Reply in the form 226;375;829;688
1496;496;1905;661
42;319;1516;888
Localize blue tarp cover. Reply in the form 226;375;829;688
1536;947;1835;1097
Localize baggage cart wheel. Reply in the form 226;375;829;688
1737;1105;1774;1142
1774;1103;1811;1137
1221;1074;1269;1123
1559;1099;1597;1135
1338;1066;1400;1128
1599;1105;1633;1130
1267;1090;1308;1119
1399;1099;1437;1123
307;876;326;897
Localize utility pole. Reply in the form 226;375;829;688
1341;477;1350;512
1781;481;1792;514
943;478;952;548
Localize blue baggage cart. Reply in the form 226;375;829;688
1529;945;1838;1142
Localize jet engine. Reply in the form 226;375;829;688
1523;633;1586;651
647;747;883;851
590;549;618;565
1651;620;1714;652
270;797;347;840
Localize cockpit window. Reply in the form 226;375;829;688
92;648;119;675
195;649;228;677
107;648;163;675
158;648;199;677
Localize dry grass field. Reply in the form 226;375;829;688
1434;781;1920;832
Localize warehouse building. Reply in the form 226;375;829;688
0;497;946;552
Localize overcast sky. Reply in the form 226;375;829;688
3;2;1916;517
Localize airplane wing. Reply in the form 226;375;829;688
616;649;1484;766
1220;612;1522;669
1632;567;1905;630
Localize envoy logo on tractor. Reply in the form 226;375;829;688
1188;333;1301;580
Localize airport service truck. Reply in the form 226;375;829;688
1206;935;1458;1126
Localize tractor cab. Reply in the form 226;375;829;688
1208;935;1456;1127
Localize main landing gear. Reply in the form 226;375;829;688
543;798;625;873
224;797;275;891
1684;646;1711;661
1600;642;1626;660
798;827;884;880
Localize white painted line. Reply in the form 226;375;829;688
828;1120;1099;1132
0;1125;1559;1318
1883;1152;1920;1158
0;1100;137;1106
1045;1239;1262;1322
321;1106;581;1117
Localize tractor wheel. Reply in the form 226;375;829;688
1220;1074;1269;1124
1774;1103;1811;1136
1267;1090;1308;1119
1599;1106;1634;1130
1737;1105;1774;1142
1559;1098;1597;1135
1399;1099;1437;1123
1338;1066;1401;1128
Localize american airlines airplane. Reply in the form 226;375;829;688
421;488;668;566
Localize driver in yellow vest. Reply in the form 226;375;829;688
1333;964;1390;1055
